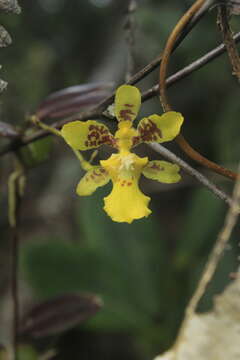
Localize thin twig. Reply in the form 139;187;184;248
150;143;234;206
0;108;101;157
124;0;138;81
1;29;240;158
2;25;240;164
159;0;207;111
158;0;238;181
11;226;19;360
8;159;25;360
97;0;215;112
32;112;234;208
217;4;240;81
173;163;240;355
142;30;240;101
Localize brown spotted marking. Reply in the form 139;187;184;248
119;109;135;121
132;135;141;147
124;103;134;108
84;124;114;147
119;178;133;187
85;168;109;184
149;163;164;171
138;119;162;142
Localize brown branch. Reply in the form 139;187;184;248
1;28;240;160
217;4;240;81
97;0;214;112
0;108;102;156
8;160;25;360
124;0;138;81
159;0;239;181
150;143;234;207
142;31;240;101
11;225;19;360
176;135;238;180
159;0;206;111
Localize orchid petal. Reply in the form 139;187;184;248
142;160;181;183
76;166;110;196
137;111;184;144
61;120;115;150
115;85;141;122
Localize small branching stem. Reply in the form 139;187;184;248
159;0;239;181
150;143;234;207
1;29;240;158
142;30;240;100
217;4;240;82
124;0;138;81
8;158;26;360
31;116;93;171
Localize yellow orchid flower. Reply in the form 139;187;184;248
61;85;184;223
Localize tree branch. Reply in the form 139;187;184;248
158;0;238;180
150;143;234;207
217;4;240;81
142;30;240;100
1;29;240;158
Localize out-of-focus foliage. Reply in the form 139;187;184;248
18;136;53;168
0;1;239;359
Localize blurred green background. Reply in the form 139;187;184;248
0;0;240;359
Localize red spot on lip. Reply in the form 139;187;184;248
127;182;132;186
121;180;127;186
124;103;134;107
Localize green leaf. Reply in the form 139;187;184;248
18;345;38;360
174;188;224;269
18;135;52;168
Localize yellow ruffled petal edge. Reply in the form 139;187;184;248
114;85;141;123
103;181;151;223
137;111;184;144
142;160;181;183
61;120;114;150
76;166;110;196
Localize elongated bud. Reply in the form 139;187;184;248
20;293;103;338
